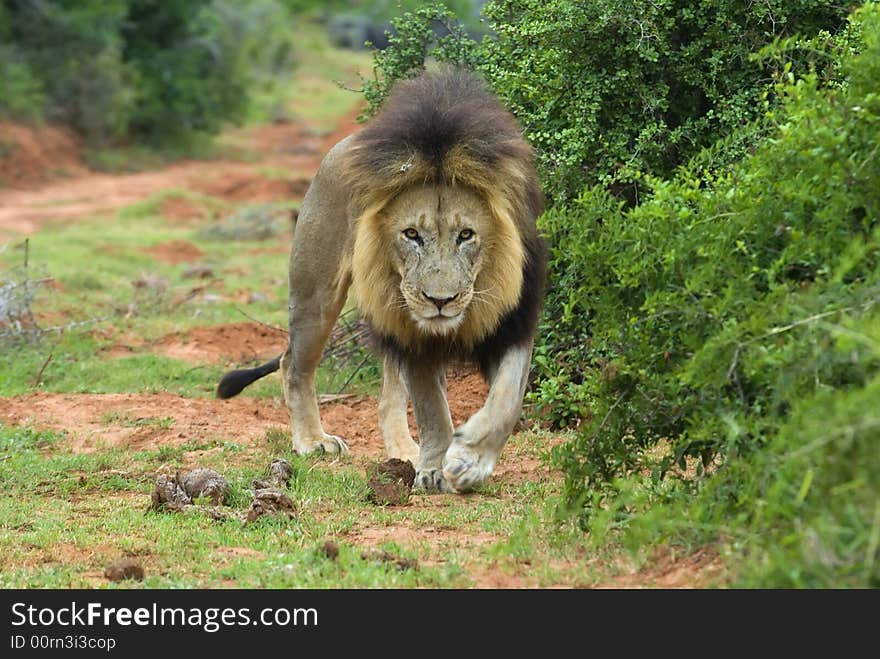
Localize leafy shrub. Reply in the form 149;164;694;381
362;0;850;203
0;6;45;120
0;1;132;143
547;5;879;585
0;0;296;145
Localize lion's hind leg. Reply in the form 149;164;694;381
282;303;350;456
281;343;348;456
282;138;355;457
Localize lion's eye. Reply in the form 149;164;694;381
457;228;475;242
403;228;420;241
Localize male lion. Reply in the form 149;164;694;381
217;69;547;493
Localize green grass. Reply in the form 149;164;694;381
282;18;372;130
0;424;609;588
0;194;380;398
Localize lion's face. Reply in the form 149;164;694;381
352;181;525;349
382;185;489;336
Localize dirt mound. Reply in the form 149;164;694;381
365;458;415;506
159;196;212;223
104;557;145;582
156;321;287;365
144;239;205;264
191;172;307;203
0;121;88;189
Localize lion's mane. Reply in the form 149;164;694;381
342;68;547;375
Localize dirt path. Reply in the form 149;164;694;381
0;115;358;236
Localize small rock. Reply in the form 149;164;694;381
182;264;214;279
104;557;144;582
320;541;339;561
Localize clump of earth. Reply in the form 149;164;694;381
247;458;297;523
319;541;340;561
104;557;145;582
252;458;295;490
245;489;296;523
361;548;418;571
365;458;415;506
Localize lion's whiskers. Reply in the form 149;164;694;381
471;285;502;305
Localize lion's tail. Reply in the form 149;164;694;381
216;355;281;399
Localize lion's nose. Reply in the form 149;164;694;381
423;292;458;311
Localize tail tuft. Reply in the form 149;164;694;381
216;356;281;399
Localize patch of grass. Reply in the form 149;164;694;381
0;333;227;396
117;189;227;222
0;422;645;588
0;197;382;398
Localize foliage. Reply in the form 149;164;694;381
360;4;482;117
546;5;879;586
0;0;296;145
0;5;45;119
361;0;850;203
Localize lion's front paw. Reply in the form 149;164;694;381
294;433;349;456
442;442;495;493
413;468;453;493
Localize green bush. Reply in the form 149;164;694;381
548;5;879;585
0;0;296;145
0;6;46;120
0;1;132;143
362;0;850;203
